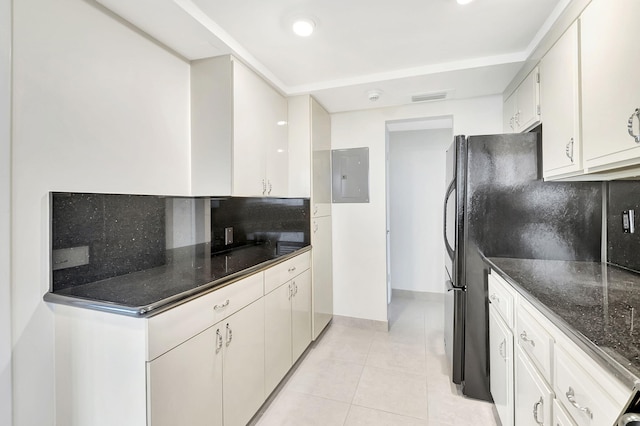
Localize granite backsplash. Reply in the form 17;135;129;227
51;193;309;293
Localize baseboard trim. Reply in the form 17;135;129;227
391;289;445;302
332;314;389;332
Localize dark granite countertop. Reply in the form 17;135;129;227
44;242;310;317
485;257;640;389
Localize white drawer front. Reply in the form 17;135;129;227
264;251;311;294
488;272;515;328
555;345;625;426
147;272;264;360
516;302;553;383
554;399;578;426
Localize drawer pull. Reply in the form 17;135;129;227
288;283;293;300
520;330;536;347
499;339;506;360
532;397;544;425
489;293;500;304
213;299;230;311
215;329;223;354
565;386;593;419
288;266;297;273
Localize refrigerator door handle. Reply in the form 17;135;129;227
446;280;465;292
443;178;456;261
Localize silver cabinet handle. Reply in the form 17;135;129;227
499;339;506;360
262;179;266;195
225;323;233;347
515;111;521;126
215;329;223;353
628;108;640;143
489;293;500;304
533;397;544;425
293;281;298;297
565;137;574;163
288;283;292;300
520;330;536;347
214;299;229;311
268;180;272;195
288;266;296;273
313;222;319;233
313;205;318;214
565;386;593;419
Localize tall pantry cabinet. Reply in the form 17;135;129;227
288;95;334;339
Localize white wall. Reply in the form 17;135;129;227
11;0;191;423
331;96;502;323
1;0;12;423
389;128;451;294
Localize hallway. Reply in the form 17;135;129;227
252;293;498;425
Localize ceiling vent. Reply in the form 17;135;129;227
411;92;448;103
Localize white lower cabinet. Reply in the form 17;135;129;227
221;298;266;426
489;306;514;426
515;346;553;426
311;215;333;339
264;268;311;395
148;298;265;426
147;326;223;426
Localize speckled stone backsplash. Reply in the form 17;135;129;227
51;193;309;293
608;181;640;272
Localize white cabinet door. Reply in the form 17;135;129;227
489;307;514;426
265;89;289;197
515;347;553;426
233;59;268;196
581;0;640;171
503;93;516;133
554;399;578;426
292;269;312;362
516;68;541;132
147;326;223;426
222;298;265;426
312;217;333;339
541;21;583;179
264;282;293;396
311;97;332;217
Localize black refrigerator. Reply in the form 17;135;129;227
443;130;602;401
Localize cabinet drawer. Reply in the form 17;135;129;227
264;251;311;294
147;272;264;360
488;272;515;328
554;399;577;426
555;344;626;426
516;302;553;383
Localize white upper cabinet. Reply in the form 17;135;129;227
191;56;288;197
541;21;583;180
504;68;540;133
581;0;640;174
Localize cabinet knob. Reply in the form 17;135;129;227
628;108;640;143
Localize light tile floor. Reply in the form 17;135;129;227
251;293;499;426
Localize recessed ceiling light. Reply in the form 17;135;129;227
292;18;315;37
457;0;474;4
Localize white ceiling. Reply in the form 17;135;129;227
96;0;569;112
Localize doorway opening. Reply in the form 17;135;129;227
385;117;453;309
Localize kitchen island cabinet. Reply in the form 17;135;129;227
191;55;288;197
